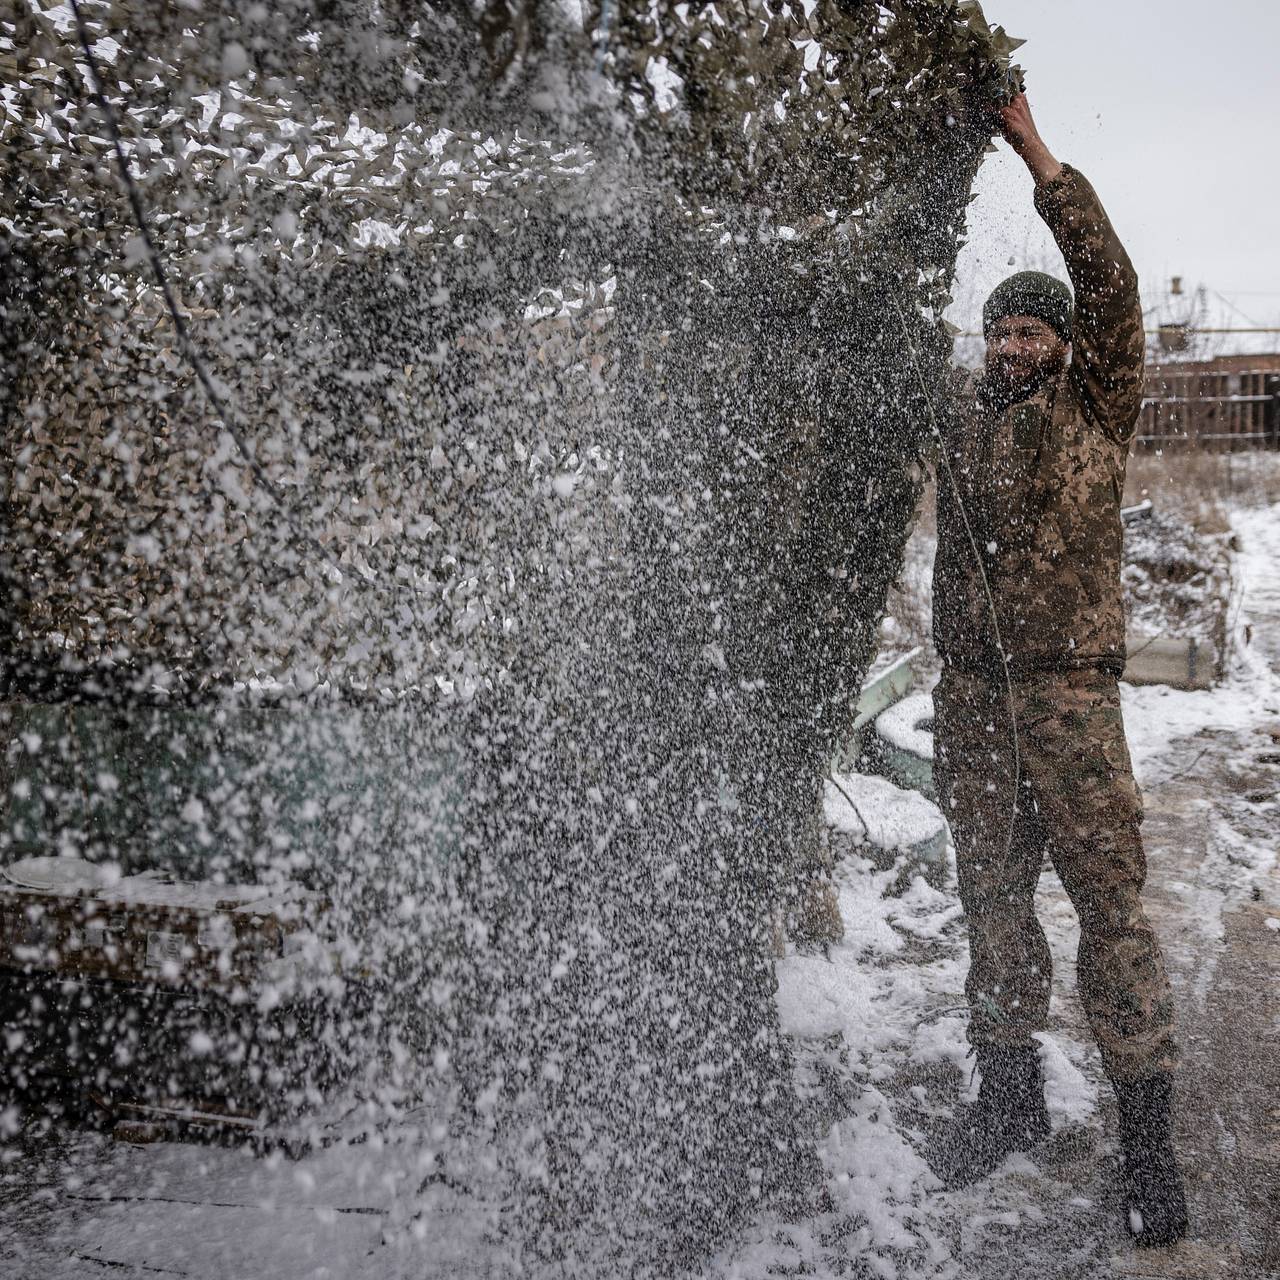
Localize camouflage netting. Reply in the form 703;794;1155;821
1;0;1020;1272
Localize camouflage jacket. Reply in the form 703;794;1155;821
933;165;1145;678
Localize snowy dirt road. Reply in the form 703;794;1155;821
2;504;1278;1280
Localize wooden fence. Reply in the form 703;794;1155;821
1137;367;1280;450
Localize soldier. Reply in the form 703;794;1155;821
929;94;1189;1247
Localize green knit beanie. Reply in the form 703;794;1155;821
983;271;1074;343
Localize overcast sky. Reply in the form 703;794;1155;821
950;0;1280;351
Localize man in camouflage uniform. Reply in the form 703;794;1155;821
930;94;1188;1247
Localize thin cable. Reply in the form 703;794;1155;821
68;0;345;587
891;300;1021;863
1210;289;1266;331
825;771;870;843
1146;744;1211;792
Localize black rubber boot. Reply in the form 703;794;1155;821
929;1045;1050;1187
1115;1073;1189;1248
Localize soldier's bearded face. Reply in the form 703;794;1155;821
985;316;1068;400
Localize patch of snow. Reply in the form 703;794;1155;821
763;829;975;1275
1034;1032;1098;1126
1232;502;1280;672
2;856;119;893
876;690;935;759
102;878;293;911
1120;679;1270;782
825;772;944;850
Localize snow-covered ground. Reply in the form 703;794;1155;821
714;497;1280;1280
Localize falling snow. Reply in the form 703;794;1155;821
3;3;1278;1278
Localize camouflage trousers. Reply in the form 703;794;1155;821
933;666;1179;1082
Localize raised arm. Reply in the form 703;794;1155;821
1001;96;1146;442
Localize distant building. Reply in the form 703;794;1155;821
1138;353;1280;450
